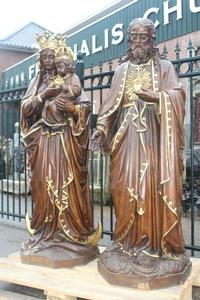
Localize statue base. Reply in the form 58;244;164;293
21;240;99;268
98;243;191;290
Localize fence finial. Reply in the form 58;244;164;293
187;39;194;58
162;43;168;58
175;40;181;59
75;51;84;87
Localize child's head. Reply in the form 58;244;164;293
54;35;75;77
55;58;75;77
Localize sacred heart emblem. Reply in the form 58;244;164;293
125;65;152;101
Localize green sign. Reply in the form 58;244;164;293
2;0;200;86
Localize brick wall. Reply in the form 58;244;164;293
0;49;32;81
158;30;200;60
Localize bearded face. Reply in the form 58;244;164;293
128;23;152;64
132;46;147;60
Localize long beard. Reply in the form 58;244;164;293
131;45;150;64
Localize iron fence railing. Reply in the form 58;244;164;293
0;41;200;253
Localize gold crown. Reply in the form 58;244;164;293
36;32;56;50
54;34;74;60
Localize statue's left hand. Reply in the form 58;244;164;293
90;129;106;151
54;98;75;113
135;88;159;103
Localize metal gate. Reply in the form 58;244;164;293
0;42;200;254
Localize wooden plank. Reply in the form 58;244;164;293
45;290;77;300
0;256;191;300
190;258;200;287
0;252;199;300
0;289;40;300
0;259;171;300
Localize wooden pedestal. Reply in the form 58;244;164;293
0;252;199;300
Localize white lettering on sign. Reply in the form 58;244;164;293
10;77;14;87
73;44;78;60
15;74;19;84
112;24;124;45
5;0;200;82
143;7;160;28
92;35;103;53
35;63;39;74
20;72;24;82
80;40;90;56
104;29;109;49
190;0;200;12
28;64;36;80
163;0;183;25
74;23;124;59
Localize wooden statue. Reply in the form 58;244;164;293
90;18;191;289
20;33;101;268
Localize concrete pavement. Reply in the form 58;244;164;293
0;210;200;299
0;220;46;299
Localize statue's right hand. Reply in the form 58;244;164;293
40;87;61;101
90;129;106;151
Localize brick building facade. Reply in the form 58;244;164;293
0;22;53;82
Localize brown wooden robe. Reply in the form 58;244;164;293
96;57;186;259
20;71;94;247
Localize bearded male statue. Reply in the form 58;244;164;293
90;18;191;289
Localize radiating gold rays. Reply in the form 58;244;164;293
125;68;151;101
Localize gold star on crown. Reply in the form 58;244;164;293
36;32;56;50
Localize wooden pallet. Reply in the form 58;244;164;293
0;289;40;300
192;258;200;289
0;252;200;300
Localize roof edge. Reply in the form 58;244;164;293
63;0;138;36
0;21;53;42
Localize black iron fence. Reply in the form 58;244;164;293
0;41;200;254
